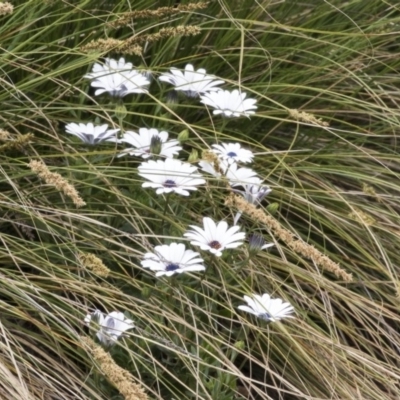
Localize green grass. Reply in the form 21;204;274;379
1;0;400;399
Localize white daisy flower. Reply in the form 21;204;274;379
141;243;205;277
237;178;272;204
90;72;150;97
119;128;182;159
238;294;294;322
233;178;272;224
84;310;135;346
159;64;224;97
85;57;150;97
84;57;134;79
138;158;205;196
212;142;254;164
197;159;227;178
200;89;257;117
199;160;259;188
184;217;245;256
65;122;119;144
226;163;259;187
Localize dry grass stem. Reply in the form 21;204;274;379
0;129;11;141
0;133;34;152
225;194;352;281
81;26;200;55
78;253;110;277
81;336;149;400
348;208;375;226
81;38;143;56
109;2;209;28
127;25;201;46
28;160;86;207
0;2;13;16
289;109;330;127
362;183;382;202
202;150;224;175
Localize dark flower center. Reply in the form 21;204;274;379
227;151;237;157
163;179;177;188
166;263;180;272
209;240;222;249
150;136;163;155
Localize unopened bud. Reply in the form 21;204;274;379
177;129;189;142
141;286;151;299
234;340;245;350
188;149;199;163
267;202;279;214
114;103;127;121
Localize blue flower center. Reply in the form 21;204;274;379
166;263;180;272
163;179;177;188
209;240;222;250
227;151;237;158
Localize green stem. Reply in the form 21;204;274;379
114;98;127;136
160;193;171;233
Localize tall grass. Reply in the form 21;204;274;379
1;0;400;399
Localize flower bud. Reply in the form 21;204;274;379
177;129;189;142
114;103;127;121
267;202;279;214
233;340;245;350
141;286;151;299
188;149;199;163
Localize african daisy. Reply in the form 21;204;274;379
138;158;205;196
141;243;205;277
200;89;257;117
184;217;245;257
212;142;254;164
238;294;294;322
159;64;224;97
84;310;135;346
65;122;119;144
85;57;150;97
119;128;182;159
